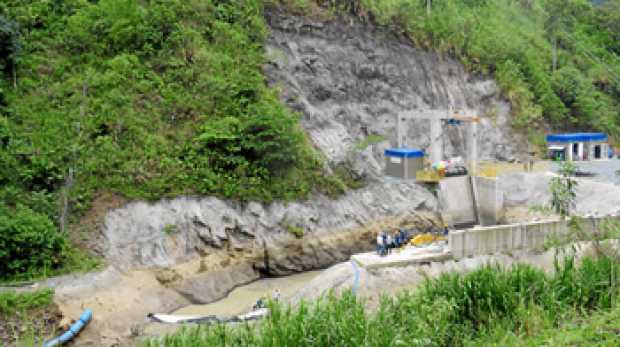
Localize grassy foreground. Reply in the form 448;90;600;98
471;303;620;346
0;289;58;346
142;255;620;347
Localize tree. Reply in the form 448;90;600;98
549;161;578;218
544;0;576;72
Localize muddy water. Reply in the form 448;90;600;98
174;271;322;317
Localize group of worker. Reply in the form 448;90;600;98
376;229;409;256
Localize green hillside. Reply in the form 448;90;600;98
0;0;346;281
1;0;620;280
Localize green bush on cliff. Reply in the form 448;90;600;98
0;205;67;277
1;0;329;205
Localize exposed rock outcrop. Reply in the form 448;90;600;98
176;264;259;304
264;9;521;181
103;181;437;272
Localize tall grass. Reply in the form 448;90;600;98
0;288;54;316
142;256;620;347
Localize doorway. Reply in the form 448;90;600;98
594;145;601;159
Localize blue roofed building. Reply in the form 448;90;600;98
384;148;425;179
546;132;609;161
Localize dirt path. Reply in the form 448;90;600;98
50;267;189;346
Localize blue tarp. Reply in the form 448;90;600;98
384;148;425;158
546;132;607;143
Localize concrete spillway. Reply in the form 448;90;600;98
351;245;451;269
438;176;477;226
438;175;504;228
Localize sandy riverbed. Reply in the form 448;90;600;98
174;271;322;317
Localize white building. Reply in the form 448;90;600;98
546;132;609;161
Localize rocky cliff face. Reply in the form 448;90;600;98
264;9;520;180
104;182;437;275
102;181;438;303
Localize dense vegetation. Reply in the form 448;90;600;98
143;255;620;346
470;303;620;346
0;0;349;280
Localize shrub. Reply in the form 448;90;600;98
285;224;304;238
163;224;178;235
549;161;577;217
355;134;385;150
0;205;67;278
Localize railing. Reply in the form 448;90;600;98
476;161;549;178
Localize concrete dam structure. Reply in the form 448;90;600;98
449;215;620;259
438;175;503;227
350;215;620;270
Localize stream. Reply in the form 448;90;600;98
173;271;322;317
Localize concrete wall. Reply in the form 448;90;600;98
449;216;620;259
438;176;476;226
474;176;504;226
